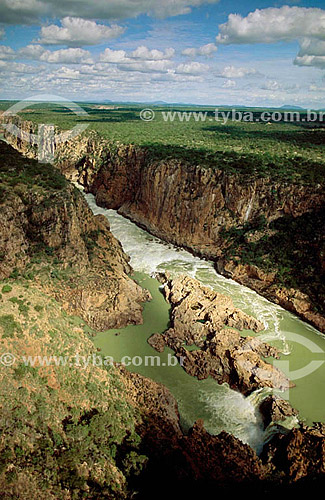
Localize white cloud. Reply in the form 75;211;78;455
216;6;325;45
220;65;256;78
175;61;209;74
0;0;47;24
293;36;325;69
0;45;15;60
18;44;93;64
222;79;236;88
37;17;125;46
261;80;280;91
151;72;202;82
0;61;43;74
215;6;325;72
182;47;197;58
99;48;128;64
8;41;207;81
88;46;209;77
29;58;205;93
0;0;220;24
130;46;175;60
294;55;325;70
50;66;81;79
182;43;217;57
120;60;174;73
294;38;325;69
41;48;93;64
298;38;325;58
18;44;45;59
99;46;177;73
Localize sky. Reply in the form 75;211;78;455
0;0;325;106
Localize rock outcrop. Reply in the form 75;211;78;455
262;423;325;482
121;368;270;493
0;141;150;330
148;275;293;395
259;395;299;428
217;259;325;333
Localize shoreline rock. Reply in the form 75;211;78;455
148;274;293;396
259;395;299;428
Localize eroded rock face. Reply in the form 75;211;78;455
262;423;325;482
181;420;266;484
217;259;325;333
148;275;293;395
121;368;269;491
119;366;182;442
2;137;325;492
259;395;299;428
60;141;325;334
147;332;166;353
121;367;325;491
0;141;150;330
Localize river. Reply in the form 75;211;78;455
82;190;325;452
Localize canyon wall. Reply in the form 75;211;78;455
4;117;325;331
0;140;150;330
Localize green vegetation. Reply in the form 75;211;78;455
0;283;147;498
2;101;325;183
0;142;157;497
9;296;29;316
0;313;22;337
81;229;102;256
0;135;67;200
221;208;325;313
0;141;88;287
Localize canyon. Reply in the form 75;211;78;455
4;117;325;332
1;122;325;494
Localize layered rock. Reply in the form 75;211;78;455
148;275;293;395
120;368;270;492
125;373;325;491
0;141;150;330
0;137;269;496
217;259;325;333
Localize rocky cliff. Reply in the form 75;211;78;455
4;117;324;332
88;148;325;332
0;140;150;330
1;135;325;495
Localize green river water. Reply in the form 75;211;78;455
83;191;325;452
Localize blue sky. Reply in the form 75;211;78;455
0;0;325;106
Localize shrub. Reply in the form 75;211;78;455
0;314;22;337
